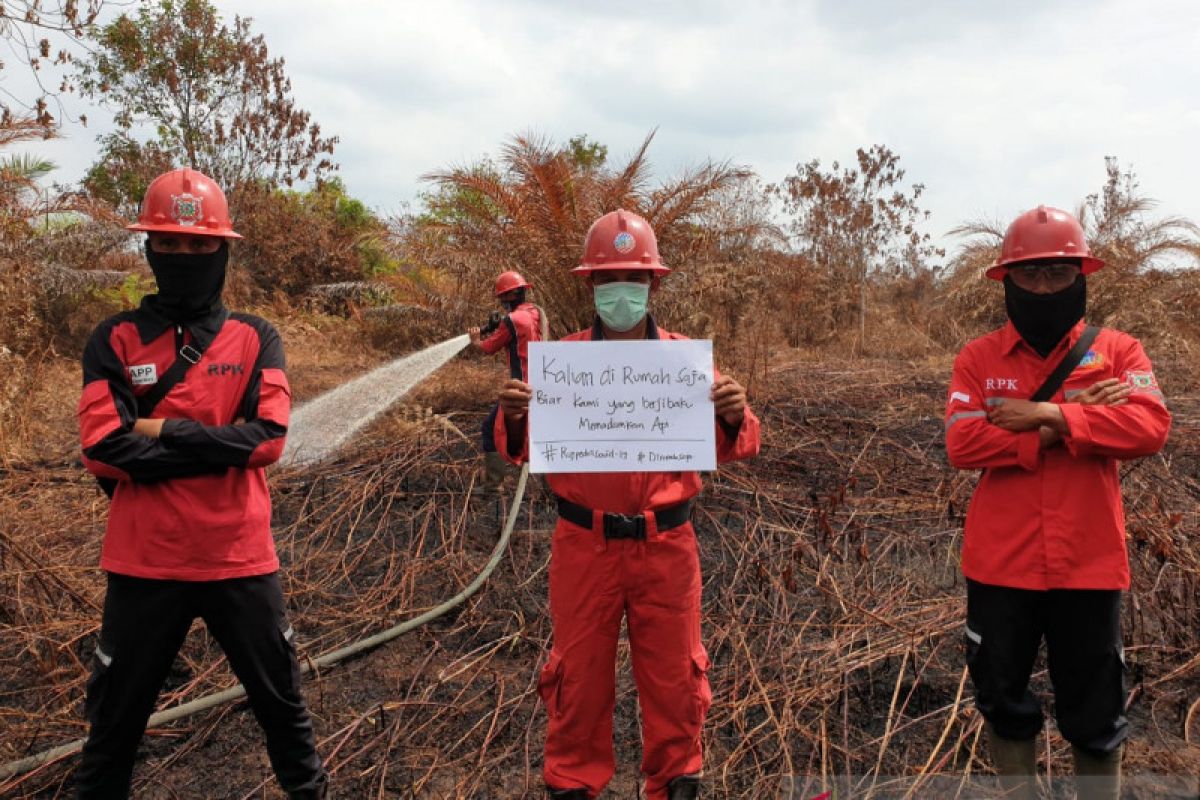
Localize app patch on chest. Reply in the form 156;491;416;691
128;363;158;386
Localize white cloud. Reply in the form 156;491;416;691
4;0;1197;261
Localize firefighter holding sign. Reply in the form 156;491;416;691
493;210;760;799
945;206;1171;800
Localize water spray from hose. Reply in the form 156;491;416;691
0;333;521;785
284;334;470;467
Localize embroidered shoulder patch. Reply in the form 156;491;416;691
1125;370;1159;391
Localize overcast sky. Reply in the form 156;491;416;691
10;0;1200;260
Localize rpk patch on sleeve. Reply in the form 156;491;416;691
1124;370;1159;391
128;363;158;386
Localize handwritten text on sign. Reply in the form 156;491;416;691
528;339;716;473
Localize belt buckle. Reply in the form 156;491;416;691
603;512;645;540
179;344;202;364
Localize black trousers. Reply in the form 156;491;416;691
965;578;1127;753
481;402;500;453
75;572;326;799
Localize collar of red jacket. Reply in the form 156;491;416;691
589;313;661;341
132;297;231;347
1000;318;1087;357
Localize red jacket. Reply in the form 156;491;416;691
945;321;1171;590
479;301;543;380
495;317;760;514
78;302;289;581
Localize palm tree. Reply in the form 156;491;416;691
1077;157;1200;275
940;158;1200;346
418;130;750;332
0;118;59;245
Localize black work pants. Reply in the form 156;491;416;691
481;402;500;453
965;578;1127;753
75;572;326;799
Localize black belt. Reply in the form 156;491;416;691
555;495;693;540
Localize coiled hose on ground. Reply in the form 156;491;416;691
0;463;530;782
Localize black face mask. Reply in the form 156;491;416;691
145;240;229;321
1004;274;1086;358
500;288;525;312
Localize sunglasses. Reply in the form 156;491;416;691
1009;263;1080;282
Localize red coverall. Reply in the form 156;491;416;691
478;300;544;380
945;320;1171;590
495;317;761;799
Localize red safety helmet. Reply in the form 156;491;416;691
126;168;242;240
986;205;1102;280
573;209;669;275
494;270;531;296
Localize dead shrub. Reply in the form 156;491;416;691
232;179;384;297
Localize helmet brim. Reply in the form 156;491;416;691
127;221;243;240
572;262;670;276
985;254;1104;281
495;282;533;296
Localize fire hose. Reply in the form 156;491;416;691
0;463;530;782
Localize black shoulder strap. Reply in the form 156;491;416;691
99;320;222;500
502;316;522;380
137;337;211;417
99;337;209;500
1030;325;1100;402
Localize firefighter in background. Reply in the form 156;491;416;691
76;169;327;799
468;270;547;486
945;206;1170;800
492;210;761;800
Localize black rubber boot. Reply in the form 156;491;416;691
986;723;1037;800
287;771;329;799
1072;743;1122;800
546;788;588;799
667;774;700;799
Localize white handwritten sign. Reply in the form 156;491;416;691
527;339;716;473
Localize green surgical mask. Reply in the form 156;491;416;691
594;282;650;332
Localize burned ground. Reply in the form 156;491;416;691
1;355;1198;798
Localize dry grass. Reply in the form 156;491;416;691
1;343;1197;798
3;134;1198;797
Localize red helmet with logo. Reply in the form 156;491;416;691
573;209;669;275
494;270;531;296
126;168;242;239
986;205;1102;280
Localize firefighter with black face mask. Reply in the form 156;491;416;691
75;168;327;799
945;206;1171;800
468;270;547;487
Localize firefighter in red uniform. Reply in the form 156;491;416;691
945;206;1171;800
468;270;547;485
492;210;761;799
75;169;327;799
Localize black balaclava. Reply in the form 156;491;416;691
501;287;526;312
1003;273;1086;358
144;239;229;322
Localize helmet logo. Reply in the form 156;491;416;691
171;193;203;227
613;232;636;254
